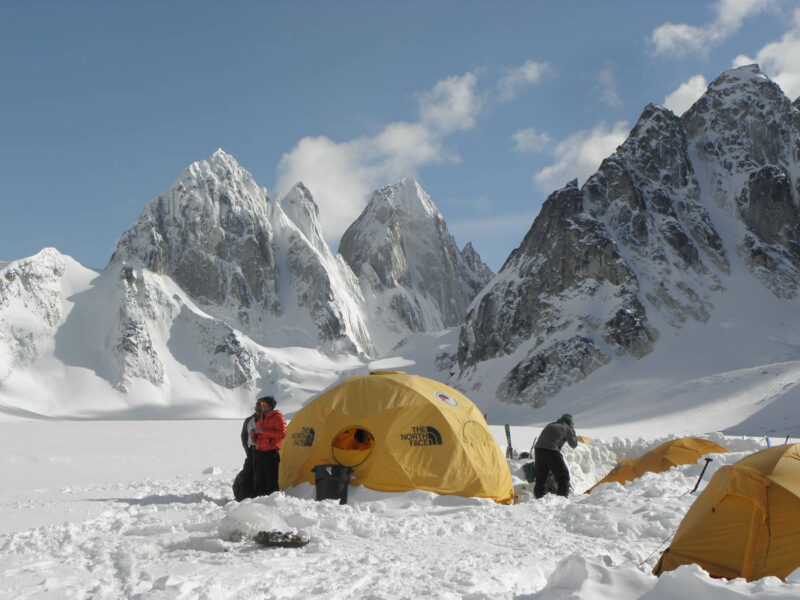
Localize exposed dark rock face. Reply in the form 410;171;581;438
459;180;643;364
497;336;611;408
456;64;800;408
111;150;281;315
179;307;258;389
458;178;658;404
684;64;800;298
112;266;165;390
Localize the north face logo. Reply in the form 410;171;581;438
400;426;443;446
292;427;315;447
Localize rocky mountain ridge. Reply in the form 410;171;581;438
455;64;800;408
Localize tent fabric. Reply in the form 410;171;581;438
653;443;800;581
279;371;515;503
586;437;729;493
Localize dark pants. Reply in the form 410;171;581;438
533;448;570;498
233;448;257;501
242;448;254;478
253;449;281;496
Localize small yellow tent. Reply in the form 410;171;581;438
653;443;800;581
586;437;728;493
279;371;515;503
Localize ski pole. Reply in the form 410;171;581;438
785;435;791;444
690;458;713;494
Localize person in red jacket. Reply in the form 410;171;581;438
250;395;287;496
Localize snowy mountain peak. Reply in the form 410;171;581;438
709;63;769;89
209;146;234;161
374;177;440;221
10;246;66;266
339;179;493;355
0;247;97;390
683;63;800;298
110;150;277;306
461;242;494;283
282;182;316;214
280;182;324;252
204;147;253;176
109;150;377;360
630;103;678;130
686;64;792;141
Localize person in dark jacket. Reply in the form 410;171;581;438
233;400;262;501
250;395;287;496
533;414;577;498
242;401;261;468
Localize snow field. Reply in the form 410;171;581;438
1;421;799;599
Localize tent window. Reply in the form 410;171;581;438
332;427;375;467
333;427;374;450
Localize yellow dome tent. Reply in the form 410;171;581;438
279;371;515;503
586;437;729;493
653;443;800;581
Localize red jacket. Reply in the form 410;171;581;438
252;409;287;451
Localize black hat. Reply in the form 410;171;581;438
560;413;574;426
258;396;276;409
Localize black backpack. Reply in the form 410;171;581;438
522;460;559;493
233;465;256;501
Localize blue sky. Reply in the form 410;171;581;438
2;1;799;272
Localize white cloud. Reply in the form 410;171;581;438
651;23;709;57
650;0;774;57
498;60;550;102
533;121;630;192
736;8;800;99
418;73;481;133
732;53;758;67
276;73;479;243
512;128;552;154
595;67;623;108
276;136;373;239
664;74;709;115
